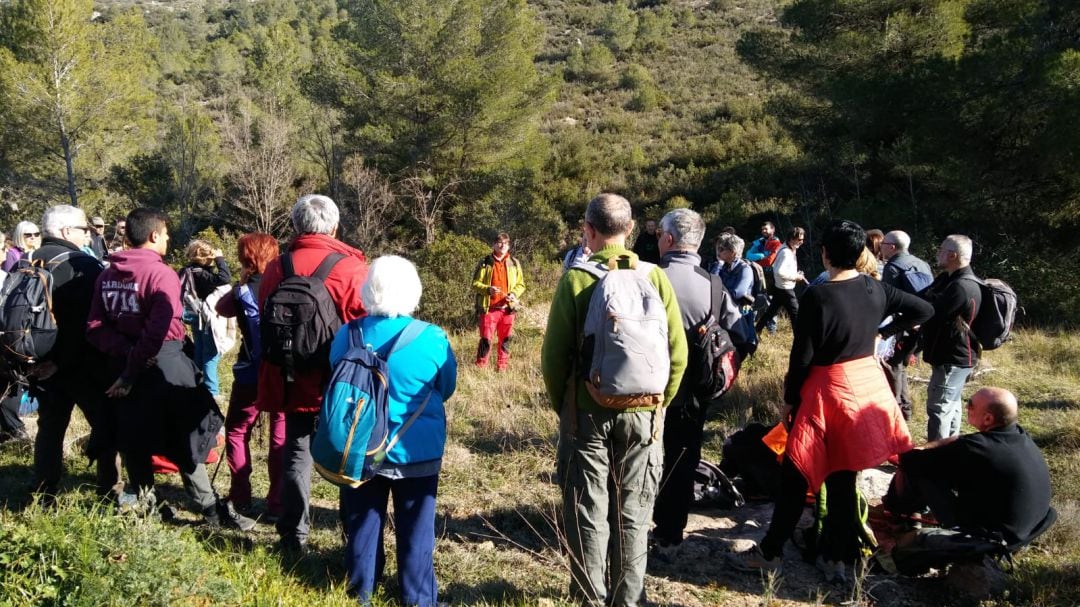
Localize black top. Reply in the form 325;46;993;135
899;423;1053;546
921;265;982;367
784;275;934;407
32;238;105;373
182;256;231;300
632;232;661;264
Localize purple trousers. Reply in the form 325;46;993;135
225;382;286;514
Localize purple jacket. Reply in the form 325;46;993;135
2;247;24;273
86;248;186;382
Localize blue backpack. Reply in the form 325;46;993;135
313;319;430;487
896;263;934;295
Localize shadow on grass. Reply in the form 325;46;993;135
1031;425;1080;452
442;501;563;556
441;579;545;606
462;424;554;456
0;458;109;513
1024;398;1080;411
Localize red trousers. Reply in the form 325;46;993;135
476;309;515;367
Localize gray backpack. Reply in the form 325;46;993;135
573;256;670;409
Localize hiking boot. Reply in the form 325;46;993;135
815;556;848;584
204;499;257;532
0;427;30;444
158;501;178;523
118;489;158;518
276;536;309;557
726;544;782;574
650;541;681;564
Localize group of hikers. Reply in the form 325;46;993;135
0;193;1055;607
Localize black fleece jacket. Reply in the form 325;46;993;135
31;238;104;373
921;266;982;368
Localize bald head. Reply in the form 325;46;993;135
970;387;1019;430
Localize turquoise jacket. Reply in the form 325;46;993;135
330;315;458;466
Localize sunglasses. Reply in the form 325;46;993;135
25;232;40;237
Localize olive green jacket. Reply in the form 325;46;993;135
540;244;688;414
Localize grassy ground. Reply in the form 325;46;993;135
1;305;1078;606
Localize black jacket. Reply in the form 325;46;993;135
921;266;982;367
181;257;231;300
882;252;932;292
31;238;105;373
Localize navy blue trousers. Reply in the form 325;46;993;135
341;474;439;607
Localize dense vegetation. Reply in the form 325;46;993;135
0;0;1078;323
2;322;1079;606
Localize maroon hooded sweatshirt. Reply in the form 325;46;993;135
86;248;185;383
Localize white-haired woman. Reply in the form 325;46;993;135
3;221;42;272
328;256;457;607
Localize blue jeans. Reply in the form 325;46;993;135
341;474;439;607
192;327;220;396
926;364;973;441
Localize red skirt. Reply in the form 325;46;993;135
786;356;912;489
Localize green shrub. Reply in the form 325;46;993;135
0;501;238;606
413;232;491;330
634;8;674;52
565;42;616;86
600;1;638;53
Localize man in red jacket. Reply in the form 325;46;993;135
257;194;368;554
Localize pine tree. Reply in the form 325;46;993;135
0;0;155;207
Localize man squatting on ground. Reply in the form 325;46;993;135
541;193;687;607
884;387;1054;565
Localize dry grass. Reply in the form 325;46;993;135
1;306;1079;605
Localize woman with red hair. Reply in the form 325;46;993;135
216;233;285;521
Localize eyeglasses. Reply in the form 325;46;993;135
25;232;40;238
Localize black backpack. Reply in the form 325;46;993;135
0;252;80;369
961;276;1018;351
719;422;783;500
686;268;745;403
260;252;346;382
692;460;745;509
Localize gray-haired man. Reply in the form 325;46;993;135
652;209;742;555
880;230;933;420
541;194;687;607
256;195;369;553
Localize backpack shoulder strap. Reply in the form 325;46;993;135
692;265;722;319
312;252;347;281
388;319;428;358
45;251;77;267
348;321;365;350
382;319;436;453
570;259;607;280
280;253;296;279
